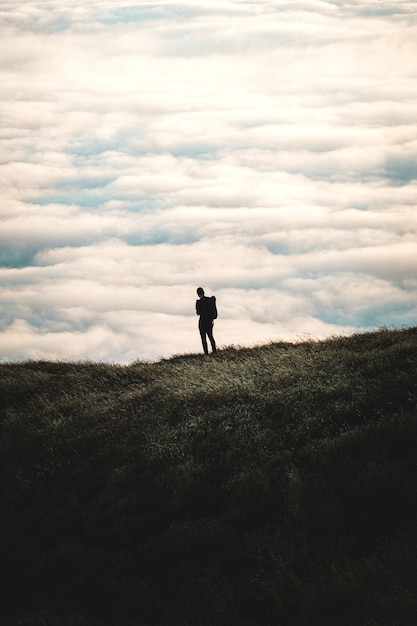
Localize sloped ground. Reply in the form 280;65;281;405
1;327;417;625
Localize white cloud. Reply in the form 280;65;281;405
1;0;416;361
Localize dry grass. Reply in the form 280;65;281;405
1;326;417;625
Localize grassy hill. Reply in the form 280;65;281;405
1;327;417;626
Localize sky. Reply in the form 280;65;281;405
1;0;417;362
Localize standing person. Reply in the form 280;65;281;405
196;287;217;355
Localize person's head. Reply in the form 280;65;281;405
197;287;205;298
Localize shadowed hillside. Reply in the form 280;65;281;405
1;327;417;625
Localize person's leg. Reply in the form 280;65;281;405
207;323;217;353
199;323;209;355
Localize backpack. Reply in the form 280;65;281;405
209;296;218;320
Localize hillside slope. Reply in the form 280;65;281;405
1;327;417;625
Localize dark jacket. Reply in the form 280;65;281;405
196;296;217;322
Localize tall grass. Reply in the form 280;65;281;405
1;327;417;625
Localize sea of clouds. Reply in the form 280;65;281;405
1;0;416;362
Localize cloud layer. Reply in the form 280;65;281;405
1;0;417;361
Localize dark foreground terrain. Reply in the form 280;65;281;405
1;327;417;625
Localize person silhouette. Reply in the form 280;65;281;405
196;287;217;355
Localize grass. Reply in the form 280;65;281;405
1;326;417;625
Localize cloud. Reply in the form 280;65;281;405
1;0;416;361
1;235;415;361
